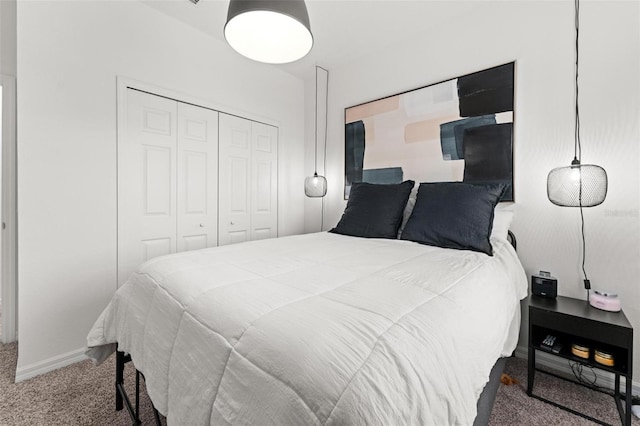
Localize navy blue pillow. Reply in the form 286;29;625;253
400;182;506;255
330;181;415;239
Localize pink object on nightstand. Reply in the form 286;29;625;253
589;291;621;312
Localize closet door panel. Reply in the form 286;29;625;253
251;122;278;241
219;113;251;246
177;103;219;252
119;90;177;286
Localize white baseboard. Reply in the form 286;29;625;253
514;345;640;398
15;347;87;383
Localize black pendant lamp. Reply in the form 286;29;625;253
546;0;607;296
224;0;313;64
547;0;607;208
305;65;328;198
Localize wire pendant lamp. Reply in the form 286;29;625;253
224;0;313;64
547;0;607;207
547;161;607;207
305;172;327;198
305;65;328;198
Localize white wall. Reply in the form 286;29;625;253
16;0;306;378
308;1;640;382
0;0;16;77
0;0;17;344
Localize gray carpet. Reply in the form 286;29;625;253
489;356;640;426
0;342;163;426
0;342;638;425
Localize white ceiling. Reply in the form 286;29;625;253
141;0;487;79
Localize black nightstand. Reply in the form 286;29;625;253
528;295;634;426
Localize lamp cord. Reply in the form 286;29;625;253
580;203;590;299
574;0;590;299
316;65;329;232
322;66;329;231
314;65;318;174
574;0;581;163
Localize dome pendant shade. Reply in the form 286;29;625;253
547;162;608;207
224;0;313;64
305;172;327;198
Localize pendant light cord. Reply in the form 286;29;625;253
315;65;329;231
574;0;581;164
580;202;590;299
574;0;590;298
321;66;329;232
314;65;319;174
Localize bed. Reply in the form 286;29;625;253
87;181;528;425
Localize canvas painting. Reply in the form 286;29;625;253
344;62;515;200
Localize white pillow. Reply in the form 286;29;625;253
491;202;515;241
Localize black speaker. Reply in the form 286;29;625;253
532;274;557;298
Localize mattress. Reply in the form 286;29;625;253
86;232;527;425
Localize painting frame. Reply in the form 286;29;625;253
344;62;515;201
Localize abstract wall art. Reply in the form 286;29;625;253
344;62;515;200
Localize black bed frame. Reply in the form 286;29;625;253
114;231;519;425
115;350;162;425
115;350;509;426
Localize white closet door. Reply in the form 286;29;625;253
251;122;278;240
177;103;219;252
118;89;177;286
218;114;252;246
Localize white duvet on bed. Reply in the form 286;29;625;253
87;232;527;425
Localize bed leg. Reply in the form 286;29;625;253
153;406;162;426
135;369;140;420
116;350;124;411
137;370;164;425
116;350;162;424
115;350;141;425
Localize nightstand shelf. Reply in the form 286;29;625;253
531;327;629;376
528;295;634;426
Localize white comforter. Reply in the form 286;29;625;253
86;232;527;425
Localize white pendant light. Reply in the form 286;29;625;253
224;0;313;64
305;65;328;198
